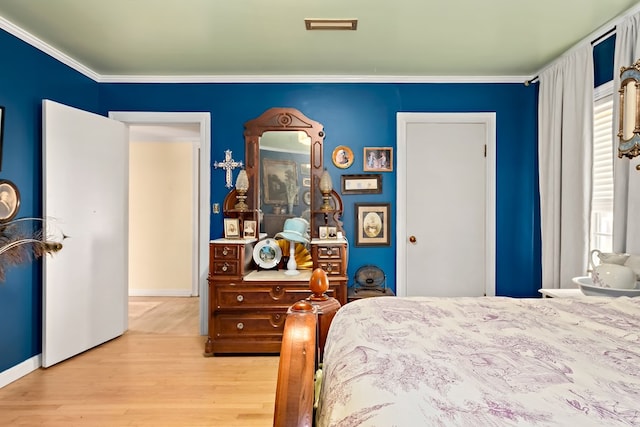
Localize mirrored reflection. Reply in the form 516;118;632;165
259;131;311;236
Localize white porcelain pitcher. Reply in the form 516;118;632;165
590;250;636;289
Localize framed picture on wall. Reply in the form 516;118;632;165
341;174;382;195
355;203;391;246
332;145;354;169
224;218;240;239
363;147;393;172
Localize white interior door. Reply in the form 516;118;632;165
397;113;496;297
42;100;128;367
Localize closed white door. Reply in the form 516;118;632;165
43;100;128;367
396;113;495;297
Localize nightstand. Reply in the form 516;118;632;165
348;287;395;303
538;288;585;298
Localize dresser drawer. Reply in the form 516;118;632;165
211;260;240;276
317;261;344;276
215;285;312;308
213;312;287;339
316;245;342;259
212;245;239;260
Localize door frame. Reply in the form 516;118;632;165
396;112;496;297
109;111;210;335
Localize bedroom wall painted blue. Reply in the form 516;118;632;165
0;30;100;372
99;82;541;299
10;23;627;373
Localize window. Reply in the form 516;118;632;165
590;85;614;253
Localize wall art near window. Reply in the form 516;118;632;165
355;203;390;246
341;174;382;195
332;145;354;169
363;147;393;172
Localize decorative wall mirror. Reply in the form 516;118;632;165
223;107;343;239
618;59;640;160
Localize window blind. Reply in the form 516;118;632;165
592;95;613;211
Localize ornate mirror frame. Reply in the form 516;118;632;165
224;107;340;239
618;59;640;159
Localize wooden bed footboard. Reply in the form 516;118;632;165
273;269;342;427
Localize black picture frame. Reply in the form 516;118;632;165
354;203;391;246
341;174;382;195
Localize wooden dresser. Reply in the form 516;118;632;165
205;237;348;355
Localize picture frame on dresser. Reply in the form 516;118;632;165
223;218;240;238
355;203;391;246
243;220;257;238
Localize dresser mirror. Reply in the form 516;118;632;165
222;108;323;238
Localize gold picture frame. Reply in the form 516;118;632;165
355;203;390;246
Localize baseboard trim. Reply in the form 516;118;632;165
0;354;41;389
128;289;193;297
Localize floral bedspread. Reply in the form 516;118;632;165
316;296;640;427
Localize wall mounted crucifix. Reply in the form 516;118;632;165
214;149;243;189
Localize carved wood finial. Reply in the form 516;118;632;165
308;268;330;301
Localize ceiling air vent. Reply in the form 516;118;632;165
305;19;358;31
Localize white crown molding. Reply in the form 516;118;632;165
0;16;100;81
97;74;529;84
0;15;531;85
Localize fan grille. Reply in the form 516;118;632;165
353;265;386;291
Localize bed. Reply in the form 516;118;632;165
274;294;640;426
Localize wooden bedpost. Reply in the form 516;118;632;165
307;268;341;361
273;300;317;427
273;269;342;427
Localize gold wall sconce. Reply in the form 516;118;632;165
618;59;640;167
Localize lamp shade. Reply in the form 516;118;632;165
319;169;333;193
235;169;249;192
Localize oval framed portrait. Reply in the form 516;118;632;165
332;145;354;169
0;179;20;223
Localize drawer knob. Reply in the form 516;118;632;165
222;262;229;272
326;264;333;272
222;247;229;256
236;322;244;330
326;249;333;256
236;294;244;302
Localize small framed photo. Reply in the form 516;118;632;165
363;147;393;172
318;226;328;239
341;174;382;195
302;177;311;187
300;163;311;176
243;220;257;239
332;145;354;169
0;179;20;223
224;218;240;239
327;226;338;239
355;203;391;246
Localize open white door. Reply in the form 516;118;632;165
42;100;128;367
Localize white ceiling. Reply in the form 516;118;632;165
0;0;639;82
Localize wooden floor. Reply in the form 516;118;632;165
0;297;279;427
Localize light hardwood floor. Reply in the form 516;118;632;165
0;297;279;427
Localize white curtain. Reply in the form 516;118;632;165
613;12;640;255
538;44;594;289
